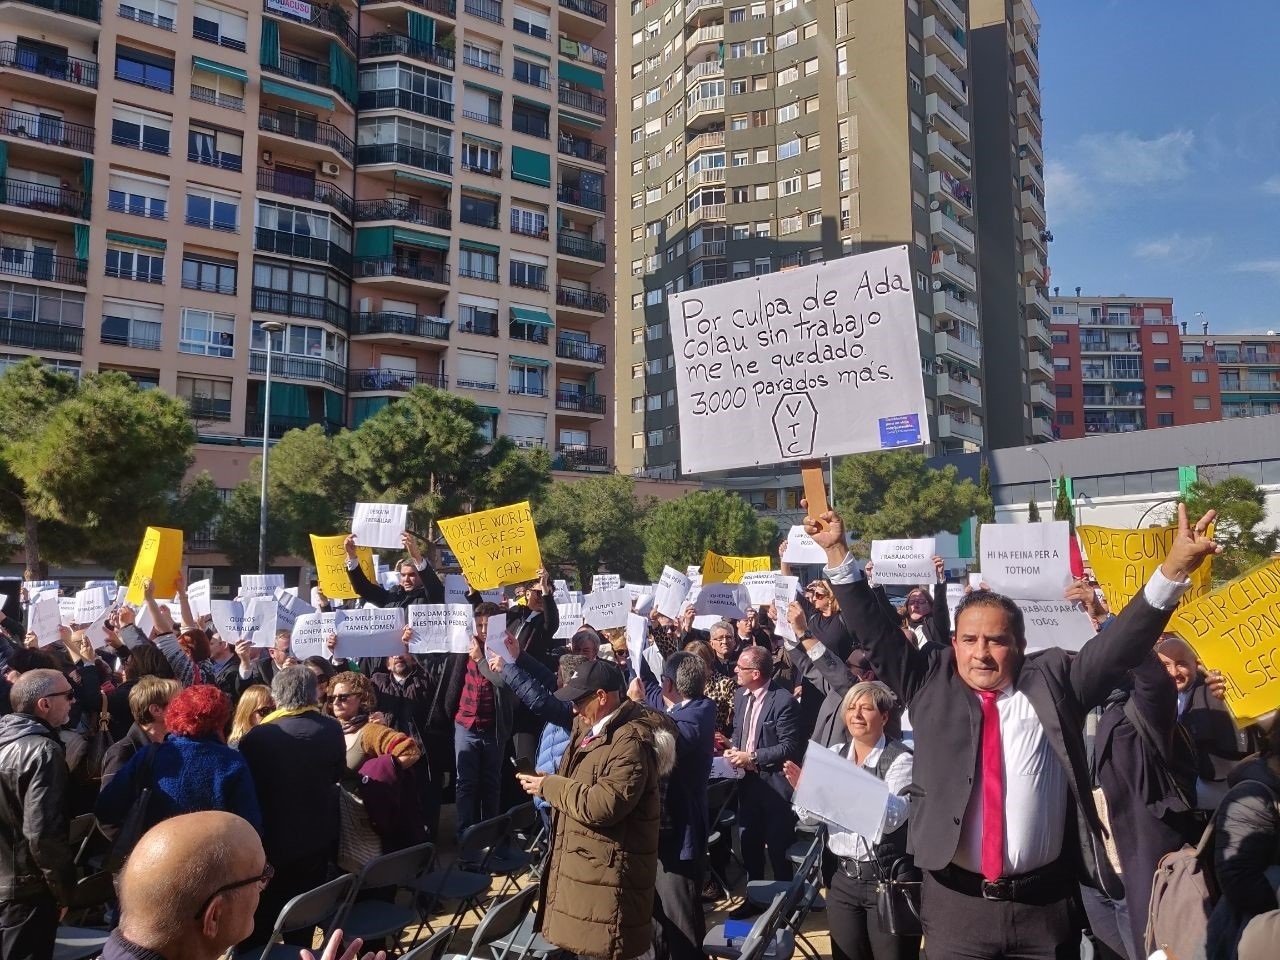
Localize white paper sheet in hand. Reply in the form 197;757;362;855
408;604;474;654
786;526;829;565
1016;598;1097;652
484;613;512;664
626;613;648;679
979;521;1072;600
592;574;621;592
653;566;692;620
945;583;965;629
740;571;780;607
693;584;749;619
554;603;584;640
58;596;77;627
644;644;665;679
240;574;284;599
290;611;339;661
74;587;110;625
583;588;631;630
351;501;409;549
444;574;471;605
869;538;937;586
185;579;212;619
793;739;891;839
29;597;62;646
773;575;800;643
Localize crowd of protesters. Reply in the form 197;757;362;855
0;503;1276;960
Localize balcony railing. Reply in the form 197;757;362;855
509;271;547;291
353;258;451;285
0;43;98;88
353;198;450;229
458;315;498;336
556;285;607;313
557;232;606;262
119;3;174;30
461;211;500;229
0;249;87;285
462;52;502;75
265;51;333;90
509;221;548;239
191;22;247;51
188;398;231;422
358;88;454;122
187;147;242;171
246;414;345;439
257;167;353;219
255;228;353;275
191;84;244;112
557;86;607;116
0;315;83;352
264;0;358;52
458;266;499;282
460;160;501;178
555;444;608;469
464;0;502;23
259;109;356;164
555;337;605;364
557;134;607;164
357;142;453;174
9;0;100;21
100;328;161;350
558;0;606;22
349;368;448;392
252;287;350;330
462;109;501;126
0;178;88;218
352;311;451;340
511;110;549;138
249;350;346;388
0;108;96;153
555;391;605;414
359;33;455;70
557;184;605;212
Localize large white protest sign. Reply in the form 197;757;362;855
210;599;268;646
74;587;111;625
592;574;622;593
554;602;585;640
58;596;77;627
24;580;59;607
694;584;749;619
870;538;937;586
553;580;571;606
408;604;474;654
668;248;929;474
274;587;315;620
794;739;892;839
185;580;212;619
946;582;965;628
30;597;62;646
290;611;339;661
653;566;692;620
240;574;284;599
1017;598;1097;652
627;583;655;602
85;580;120;601
352;502;409;550
785;526;828;566
583;588;630;630
444;574;471;606
334;606;406;658
980;521;1072;600
740;571;780;607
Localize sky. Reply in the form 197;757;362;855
1040;1;1280;334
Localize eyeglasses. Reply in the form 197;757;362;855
331;693;357;704
734;664;761;674
192;862;274;919
43;689;75;701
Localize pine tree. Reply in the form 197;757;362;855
1028;498;1042;522
1053;474;1075;531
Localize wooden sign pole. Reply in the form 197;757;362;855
800;459;829;531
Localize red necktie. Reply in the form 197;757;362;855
978;690;1004;882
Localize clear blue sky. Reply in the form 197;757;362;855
1041;1;1280;334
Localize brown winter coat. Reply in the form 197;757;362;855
536;700;676;960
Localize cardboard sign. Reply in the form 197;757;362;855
668;247;930;474
333;606;406;658
1077;524;1215;615
785;526;829;566
125;527;184;606
583;588;631;630
30;596;62;646
740;571;781;607
408;604;474;654
554;602;585;640
978;522;1072;601
870;538;937;586
702;551;771;585
653;566;693;620
351;501;409;550
1171;559;1280;725
592;574;622;592
73;587;110;626
310;534;376;601
438;501;542;590
693;584;750;619
1016;598;1098;653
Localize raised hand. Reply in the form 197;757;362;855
801;500;848;562
1161;505;1221;581
343;533;358;559
401;531;421;562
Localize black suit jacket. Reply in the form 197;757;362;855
832;573;1177;889
349;560;444;607
730;683;804;801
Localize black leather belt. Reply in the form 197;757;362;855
932;862;1071;904
837;857;879;882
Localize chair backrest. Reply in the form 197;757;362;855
400;923;458;960
736;892;787;960
272;874;354;939
505;801;538;836
793;832;824;888
706;777;735;819
458;813;512;868
466;884;539;959
353;841;435;894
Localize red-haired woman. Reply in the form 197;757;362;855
96;684;261;836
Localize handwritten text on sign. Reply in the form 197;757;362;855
438;501;542;590
1078;524;1214;615
667;247;929;474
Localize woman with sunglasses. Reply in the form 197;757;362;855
781;541;855;660
228;685;275;748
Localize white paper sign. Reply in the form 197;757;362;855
240;574;284;599
480;588;505;605
870;538;937;586
654;566;693;620
583;588;631;630
591;574;622;592
969;572;984;589
626;613;647;678
443;574;471;606
408;604;474;654
553;580;571;606
686;565;701;578
83;608;113;648
945;582;965;628
210;599;270;646
774;575;800;643
694;584;749;619
185;580;212;619
334;606;406;658
24;580;59;607
668;248;930;474
554;602;585;640
58;596;77;627
352;502;409;550
785;526;828;565
483;613;513;663
627;583;655;602
1016;598;1097;652
274;587;315;620
85;579;120;601
73;587;110;626
290;611;339;661
979;522;1072;600
29;596;62;646
740;571;780;607
794;739;892;839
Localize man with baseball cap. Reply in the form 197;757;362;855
518;659;675;960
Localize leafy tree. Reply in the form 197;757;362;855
0;359;196;574
1173;476;1278;582
833;449;988;541
642;490;778;581
1027;498;1042;522
536;475;654;585
1053;474;1075;530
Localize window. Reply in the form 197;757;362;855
647;430;663;447
187;124;242;170
777;138;801;161
177;375;232;420
512;2;550;39
837;45;848;76
458;296;499;336
730;78;747;95
730;115;749;131
1153;358;1171;372
510;204;547;238
359;62;454;120
458;245;499;281
750;38;768;55
463;41;501;72
1151;331;1169;344
111;106;171;155
509;361;546;396
728;42;746;59
806;171;821;190
1193;397;1211;411
777;101;800;124
120;0;176;30
513;59;550;89
179;307;235;357
511;101;549;138
106;244;164;284
456;350;498;390
182;254;236;294
185;186;239;232
510;257;548;290
777;65;798;86
460;194;499;229
108;173;167;220
115;46;174;92
1155;386;1174;399
1056;412;1075;426
779;175;801;197
252;260;347;317
1054;357;1071;371
1191;370;1209;383
1157;413;1175;426
101;298;163;350
191;66;245;110
192;1;247;50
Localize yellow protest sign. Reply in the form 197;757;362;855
438;501;541;590
310;534;376;600
702;551;771;585
1169;559;1280;725
1077;524;1213;614
125;527;184;606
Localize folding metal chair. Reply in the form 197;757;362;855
236;874;354;960
399;923;457;960
703;891;794;960
704;777;740;893
440;885;539;960
332;842;435;950
413;813;510;931
489;802;542;896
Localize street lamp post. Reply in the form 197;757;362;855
258;320;286;575
1024;446;1055;512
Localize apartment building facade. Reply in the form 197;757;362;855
616;0;992;488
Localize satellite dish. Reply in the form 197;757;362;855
931;279;943;291
929;199;940;211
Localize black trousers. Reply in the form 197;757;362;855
653;856;704;960
737;775;795;882
248;852;332;947
921;871;1080;960
0;893;59;960
420;730;454;841
827;870;920;960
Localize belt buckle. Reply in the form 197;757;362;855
981;878;1014;901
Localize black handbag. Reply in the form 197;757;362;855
103;743;159;873
874;856;923;937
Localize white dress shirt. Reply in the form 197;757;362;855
795;736;913;859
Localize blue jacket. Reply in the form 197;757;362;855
502;652;574;818
532;721;572;818
96;734;262;835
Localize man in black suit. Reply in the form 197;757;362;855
807;502;1219;960
724;643;804;895
343;531;445;606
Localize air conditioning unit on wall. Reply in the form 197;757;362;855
319;161;341;176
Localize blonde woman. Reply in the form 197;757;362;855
228;685;274;747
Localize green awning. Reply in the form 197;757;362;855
393;228;450;251
559;109;603;130
476;405;501;415
510;307;553;327
105;231;166;251
261;77;336;111
509;355;550;367
462;185;503;199
461;240;501;255
513;95;549;110
465;81;503;96
394;171;452;190
193;56;248;83
463;132;503;150
558;60;604;91
511;146;551;187
514;45;550;62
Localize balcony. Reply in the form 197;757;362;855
460;209;499;229
1024;285;1051;319
934;290;978;325
1018;125;1043;165
358;87;454;123
187;397;231;422
0;107;95;153
925;92;968;143
923;54;965;104
1082;393;1145;408
1016;93;1041;135
688;24;724;53
1015;63;1039;105
252;287;350;330
352;197;450;229
464;0;502;23
555;443;609;470
1030;351;1055;380
928;169;973;217
927;131;971;179
935;329;980;365
8;0;100;19
458;314;497;336
1030;382;1055;409
349;368;448;392
0;315;83;352
924;15;966;69
1021;219;1047;254
689;203;726;226
353;258;450;286
936;373;981;406
930;0;965;30
1032;417;1054;440
1026;313;1051;349
265;51;336;93
249;350;346;389
1019;156;1044;193
683;0;717;22
555;390;605;415
561;39;608;70
0;249;87;286
259;108;355;164
557;183;605;212
559;0;606;24
246;413;345;439
557;232;606;263
357;142;452;175
557;133;606;165
100;326;161;350
462;51;502;75
685;59;723;86
555;337;605;365
936;413;982;445
265;0;358;52
556;285;608;314
931;251;976;291
1014;32;1039;76
0;178;88;219
1021;188;1046;227
191;83;244;112
255;228;353;275
687;95;724;125
359;33;454;70
558;85;607;117
0;42;98;90
352;310;450;340
930;208;975;254
257;167;353;219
